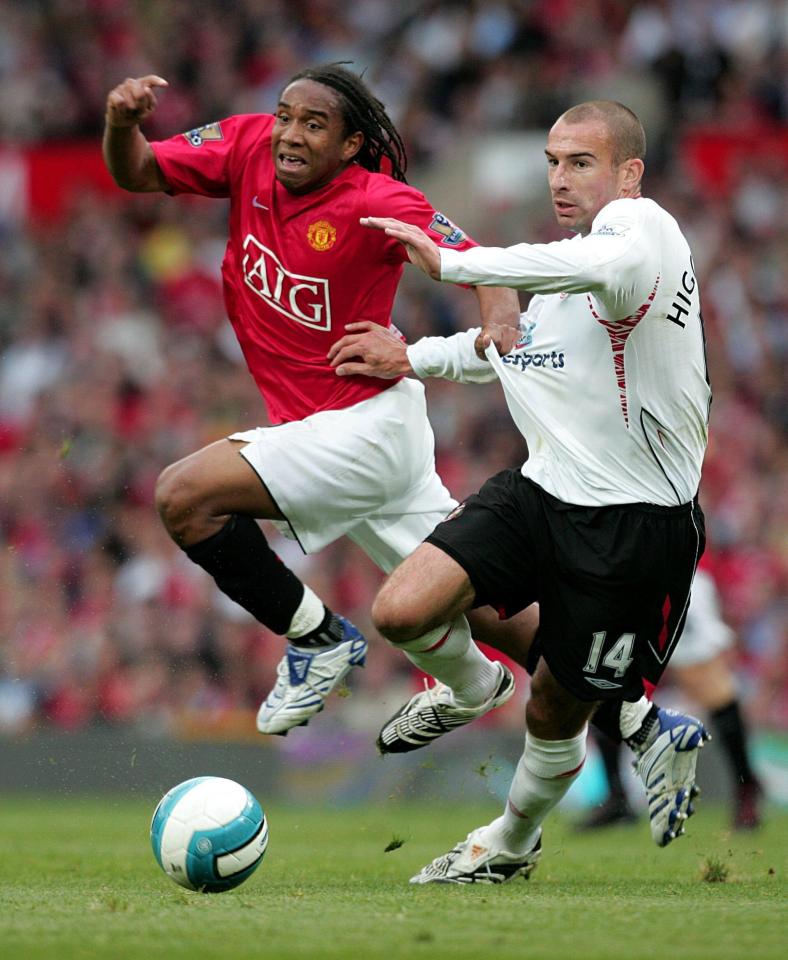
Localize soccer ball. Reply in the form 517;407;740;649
150;776;268;893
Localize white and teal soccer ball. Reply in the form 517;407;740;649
150;776;268;893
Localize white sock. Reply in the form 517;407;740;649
619;696;652;739
395;616;500;708
492;729;587;854
286;585;326;639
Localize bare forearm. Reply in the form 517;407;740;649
475;285;520;329
473;285;521;357
103;123;164;192
103;75;169;192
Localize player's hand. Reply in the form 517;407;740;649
328;321;412;378
360;217;441;280
475;323;519;359
105;75;168;128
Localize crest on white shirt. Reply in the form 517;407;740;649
515;319;536;349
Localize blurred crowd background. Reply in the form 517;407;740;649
0;0;785;744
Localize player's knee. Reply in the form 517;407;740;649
154;462;204;542
371;591;425;644
526;667;592;739
526;692;576;740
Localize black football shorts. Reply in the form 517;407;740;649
426;469;705;701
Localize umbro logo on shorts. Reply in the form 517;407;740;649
584;677;623;690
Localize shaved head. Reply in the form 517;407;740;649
558;101;646;166
545;100;647;234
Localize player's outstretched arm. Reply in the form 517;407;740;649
328;322;412;378
360;217;442;279
103;75;169;193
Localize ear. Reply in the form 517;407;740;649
343;130;364;162
620;157;644;194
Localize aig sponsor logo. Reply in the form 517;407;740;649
242;233;332;330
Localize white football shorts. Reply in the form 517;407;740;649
670;567;734;667
229;378;456;573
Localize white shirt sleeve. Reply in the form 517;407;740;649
406;328;498;383
439;199;648;299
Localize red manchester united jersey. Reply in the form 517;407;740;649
150;114;478;424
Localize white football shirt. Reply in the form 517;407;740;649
420;197;711;507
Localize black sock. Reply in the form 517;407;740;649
292;609;348;650
592;700;623;744
597;735;627;805
625;703;660;750
711;699;758;786
184;515;305;635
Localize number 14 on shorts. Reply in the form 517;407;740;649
583;632;635;678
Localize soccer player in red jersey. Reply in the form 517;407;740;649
103;64;523;737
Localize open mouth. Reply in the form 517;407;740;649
278;153;307;172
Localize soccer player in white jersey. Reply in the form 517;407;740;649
359;100;712;882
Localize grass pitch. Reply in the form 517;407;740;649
0;796;784;960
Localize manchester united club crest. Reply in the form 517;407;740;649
307;220;337;252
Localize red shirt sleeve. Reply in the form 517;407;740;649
150;115;273;198
364;177;478;264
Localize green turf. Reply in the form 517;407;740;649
0;796;784;960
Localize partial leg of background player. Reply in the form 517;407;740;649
674;655;763;829
578;733;638;828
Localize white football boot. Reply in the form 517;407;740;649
410;825;542;885
633;707;710;847
256;617;368;735
377;662;515;754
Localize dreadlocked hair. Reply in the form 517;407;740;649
287;63;408;183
